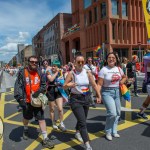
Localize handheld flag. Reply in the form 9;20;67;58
120;84;131;102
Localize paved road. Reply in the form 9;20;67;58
0;72;150;150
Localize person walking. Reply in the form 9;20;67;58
46;60;67;132
84;57;97;108
126;55;139;97
137;51;150;119
64;55;101;150
97;52;127;141
121;57;128;75
14;56;54;149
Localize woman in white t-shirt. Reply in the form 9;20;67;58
97;52;127;141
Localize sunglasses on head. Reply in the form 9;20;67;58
29;61;39;65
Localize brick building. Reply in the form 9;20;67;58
62;0;149;63
32;13;72;65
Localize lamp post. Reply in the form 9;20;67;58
138;41;142;72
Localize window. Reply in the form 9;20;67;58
112;23;115;39
89;10;92;24
94;7;98;22
111;0;119;16
122;1;128;16
84;0;92;9
101;2;106;18
86;51;93;59
84;14;88;26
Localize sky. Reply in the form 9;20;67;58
0;0;71;62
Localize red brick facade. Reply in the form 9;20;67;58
62;0;149;64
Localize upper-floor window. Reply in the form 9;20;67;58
94;7;98;22
111;0;119;16
122;1;128;16
89;10;92;24
84;0;92;9
112;23;115;39
101;2;106;18
84;14;88;27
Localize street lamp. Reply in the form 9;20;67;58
138;41;142;72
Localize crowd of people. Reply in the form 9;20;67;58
12;51;150;150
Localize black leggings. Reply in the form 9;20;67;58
70;95;90;143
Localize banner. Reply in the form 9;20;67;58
142;0;150;39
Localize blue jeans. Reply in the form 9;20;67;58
102;87;121;134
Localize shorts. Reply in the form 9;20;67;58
46;87;62;101
23;103;44;120
147;84;150;96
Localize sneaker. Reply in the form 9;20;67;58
42;137;55;149
113;133;120;138
23;130;29;140
75;132;83;143
58;123;67;132
137;112;148;120
52;123;58;130
85;146;93;150
106;133;112;141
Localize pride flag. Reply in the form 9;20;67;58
93;57;99;61
120;84;131;101
94;45;101;53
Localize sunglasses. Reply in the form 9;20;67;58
29;61;39;65
77;61;84;64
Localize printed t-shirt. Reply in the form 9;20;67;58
25;69;40;103
98;66;124;87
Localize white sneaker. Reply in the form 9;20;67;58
75;132;83;143
113;133;120;138
106;133;112;141
86;146;93;150
58;122;67;132
52;123;58;130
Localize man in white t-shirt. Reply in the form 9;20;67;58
84;57;96;107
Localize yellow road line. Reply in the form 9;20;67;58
5;99;16;104
89;107;106;110
125;100;132;122
4;112;21;120
4;119;39;129
0;93;5;150
25;110;72;150
11;88;14;92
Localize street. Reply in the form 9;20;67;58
0;72;150;150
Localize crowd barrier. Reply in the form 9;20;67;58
0;70;3;89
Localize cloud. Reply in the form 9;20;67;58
0;0;71;62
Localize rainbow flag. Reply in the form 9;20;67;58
94;45;101;53
120;84;131;101
81;87;90;95
93;57;99;61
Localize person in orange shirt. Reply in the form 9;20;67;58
14;56;54;149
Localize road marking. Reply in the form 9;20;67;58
4;112;21;120
0;93;5;150
125;100;132;122
25;110;72;150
